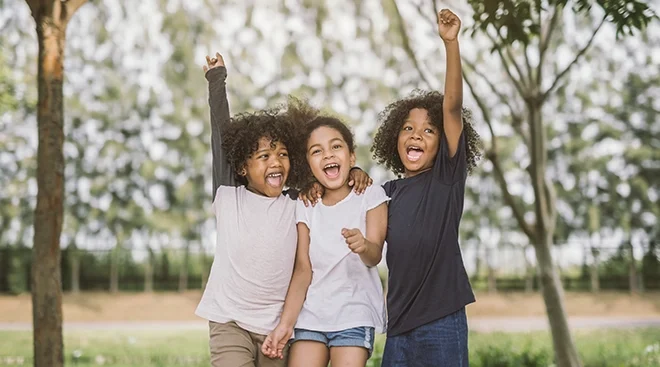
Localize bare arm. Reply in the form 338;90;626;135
342;201;388;267
278;223;313;328
438;9;464;157
360;202;388;266
204;53;237;199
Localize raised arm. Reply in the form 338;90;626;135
204;53;237;199
438;9;464;158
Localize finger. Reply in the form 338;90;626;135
342;228;358;237
348;179;355;186
205;55;211;66
215;52;225;66
301;195;310;207
203;65;208;72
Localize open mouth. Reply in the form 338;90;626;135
266;172;284;187
406;146;424;162
323;163;341;179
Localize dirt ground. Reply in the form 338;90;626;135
1;291;659;323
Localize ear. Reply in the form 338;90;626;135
350;152;356;167
239;166;247;176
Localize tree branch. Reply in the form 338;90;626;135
463;59;532;148
542;16;606;101
489;151;536;241
413;2;437;29
391;0;438;89
492;26;530;88
463;71;496;150
464;69;536;241
538;6;562;85
522;41;535;85
484;30;528;99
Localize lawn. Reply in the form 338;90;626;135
1;328;659;366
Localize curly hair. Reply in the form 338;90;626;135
371;90;481;176
221;108;309;190
282;97;356;186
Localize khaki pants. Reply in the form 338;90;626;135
209;321;288;367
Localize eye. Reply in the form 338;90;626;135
332;144;342;150
424;128;434;134
279;152;288;157
258;154;268;159
402;126;413;131
311;149;321;155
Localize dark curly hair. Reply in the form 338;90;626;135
371;90;481;176
282;97;356;186
221;108;309;190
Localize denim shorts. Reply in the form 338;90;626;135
292;326;376;357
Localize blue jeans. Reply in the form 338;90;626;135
381;308;468;367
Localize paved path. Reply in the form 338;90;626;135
2;317;659;332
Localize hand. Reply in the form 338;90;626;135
299;181;324;207
203;52;225;73
437;9;461;42
261;324;293;360
348;167;373;195
342;228;368;254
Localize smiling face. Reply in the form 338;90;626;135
397;108;440;177
242;137;290;197
307;125;356;191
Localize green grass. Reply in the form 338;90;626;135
1;328;659;366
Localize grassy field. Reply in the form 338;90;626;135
1;328;659;367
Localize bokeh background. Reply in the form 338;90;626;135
1;0;659;366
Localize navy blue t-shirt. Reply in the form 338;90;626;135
383;131;475;336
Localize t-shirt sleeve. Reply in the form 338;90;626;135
364;185;390;211
432;130;467;185
295;199;309;226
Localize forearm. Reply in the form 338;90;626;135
279;268;312;328
359;240;383;267
443;39;463;117
207;67;236;192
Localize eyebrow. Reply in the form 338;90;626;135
308;138;344;152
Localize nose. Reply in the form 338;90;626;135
323;151;335;160
269;155;283;167
411;130;422;140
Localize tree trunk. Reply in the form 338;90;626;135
590;247;600;292
26;1;87;366
486;248;497;293
527;103;581;366
628;241;639;294
144;250;154;292
179;244;190;292
524;245;534;293
70;249;80;294
535;233;581;366
109;246;119;293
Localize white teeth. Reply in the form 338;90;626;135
267;173;282;177
324;163;339;169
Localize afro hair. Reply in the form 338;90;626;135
221;107;309;190
371;89;481;177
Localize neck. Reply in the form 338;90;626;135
404;166;432;178
321;183;352;206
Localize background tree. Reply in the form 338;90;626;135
23;0;88;365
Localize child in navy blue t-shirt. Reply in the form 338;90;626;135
371;9;481;367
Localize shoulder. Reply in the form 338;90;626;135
382;179;399;197
362;185;390;210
